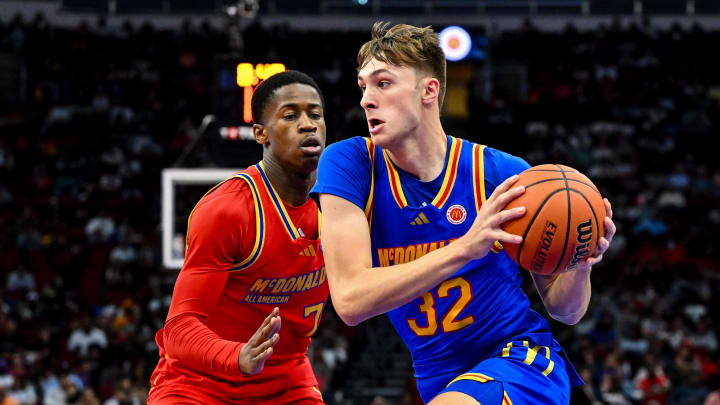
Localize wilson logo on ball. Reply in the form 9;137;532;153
446;204;467;225
567;219;593;271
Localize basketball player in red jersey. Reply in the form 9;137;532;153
148;70;328;405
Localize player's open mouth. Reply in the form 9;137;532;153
300;136;323;156
368;118;385;135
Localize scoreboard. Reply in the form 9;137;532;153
210;55;286;167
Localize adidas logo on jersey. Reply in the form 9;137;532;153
299;245;318;257
410;212;430;226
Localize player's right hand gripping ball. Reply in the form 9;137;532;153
501;164;606;275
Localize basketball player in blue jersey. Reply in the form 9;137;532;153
311;23;617;405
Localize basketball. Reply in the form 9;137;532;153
501;164;606;275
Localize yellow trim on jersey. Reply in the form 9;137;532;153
541;346;555;376
501;341;555;377
364;138;375;216
446;372;494;386
230;173;265;271
383;150;409;208
257;162;301;240
446;372;513;405
502;341;529;356
430;137;462;208
502;341;513;357
473;144;503;253
472;144;487;212
524;345;539;366
312;386;323;399
381;137;461;210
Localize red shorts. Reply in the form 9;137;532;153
148;384;324;405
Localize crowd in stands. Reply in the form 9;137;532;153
0;11;719;405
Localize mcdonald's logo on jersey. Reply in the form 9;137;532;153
446;204;467;225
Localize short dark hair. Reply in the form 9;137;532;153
251;70;325;124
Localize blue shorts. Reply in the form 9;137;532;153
428;340;577;404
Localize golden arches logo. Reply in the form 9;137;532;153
446;204;467;225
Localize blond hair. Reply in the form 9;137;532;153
358;22;447;109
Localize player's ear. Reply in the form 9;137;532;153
421;77;440;106
253;124;269;145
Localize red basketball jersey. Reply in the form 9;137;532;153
149;162;328;402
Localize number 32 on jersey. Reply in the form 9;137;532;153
407;277;474;336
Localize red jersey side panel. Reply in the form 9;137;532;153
149;163;327;402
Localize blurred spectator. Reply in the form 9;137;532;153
102;378;142;405
108;242;137;267
77;389;101;405
633;355;671;404
600;372;632;405
0;375;19;405
84;211;116;244
5;267;35;293
576;367;603;404
67;318;108;357
5;375;37;405
690;317;719;353
43;374;84;405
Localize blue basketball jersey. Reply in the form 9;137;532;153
312;135;582;402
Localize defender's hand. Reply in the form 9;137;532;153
460;174;526;261
238;307;281;375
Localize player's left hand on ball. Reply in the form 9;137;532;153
238;307;281;375
577;198;616;271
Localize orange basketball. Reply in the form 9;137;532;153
501;164;606;275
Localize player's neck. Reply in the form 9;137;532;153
261;158;315;207
386;120;446;182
